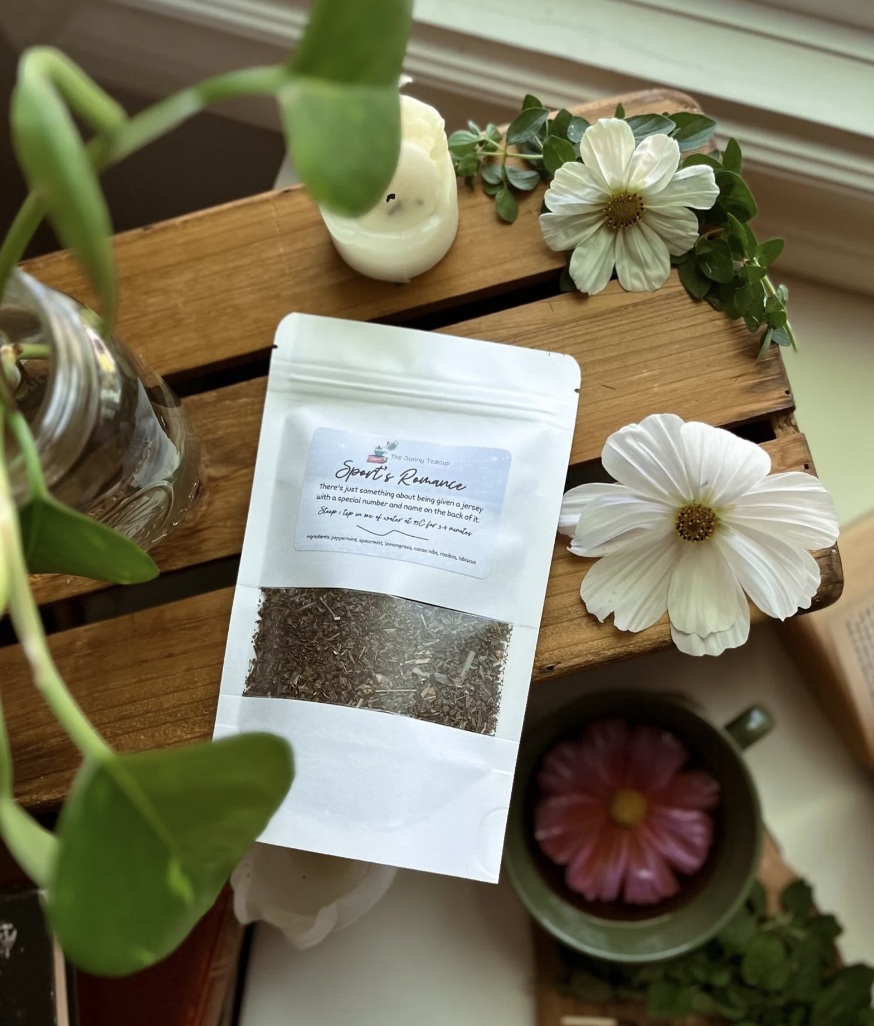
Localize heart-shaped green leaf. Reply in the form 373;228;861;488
281;0;413;217
19;493;158;583
0;798;58;886
287;0;412;86
48;733;293;976
11;55;117;328
279;79;400;217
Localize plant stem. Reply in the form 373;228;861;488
0;64;288;302
763;272;798;349
6;406;50;502
0;408;109;762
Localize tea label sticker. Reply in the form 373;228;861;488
294;428;511;578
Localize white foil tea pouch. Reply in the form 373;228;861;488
215;313;580;882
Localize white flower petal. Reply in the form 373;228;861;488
680;421;771;507
581;529;681;632
614;222;670;292
602;413;693;504
626;133;680;195
716;524;821;619
667;541;739;635
646;165;719;212
543;161;611;214
723;471;840;551
671;581;750;656
569;225;616;295
563;483;673;556
579;118;636;191
641;206;700;257
540;210;604;252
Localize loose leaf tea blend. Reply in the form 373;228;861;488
244;588;511;735
215;314;579;881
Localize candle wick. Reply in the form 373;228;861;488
386;193;396;202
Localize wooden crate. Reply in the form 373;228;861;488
1;89;841;811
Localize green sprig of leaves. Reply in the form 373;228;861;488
452;98;791;355
674;139;794;357
563;878;874;1026
449;96;719;225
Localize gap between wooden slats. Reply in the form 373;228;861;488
27;279;791;609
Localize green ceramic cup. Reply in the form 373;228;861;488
504;690;773;964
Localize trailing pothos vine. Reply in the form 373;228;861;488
450;96;794;359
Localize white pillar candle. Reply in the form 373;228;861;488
320;95;459;283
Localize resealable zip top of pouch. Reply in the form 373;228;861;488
215;313;580;882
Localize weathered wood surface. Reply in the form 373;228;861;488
20;90;700;380
3;433;836;811
29;278;793;606
5;87;841;811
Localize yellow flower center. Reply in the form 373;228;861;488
675;502;719;542
603;191;645;230
609;788;648;827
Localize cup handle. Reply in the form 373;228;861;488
724;705;775;750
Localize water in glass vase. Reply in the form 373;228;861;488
1;271;201;550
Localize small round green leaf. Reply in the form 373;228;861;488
670;111;717;151
647;981;693;1020
741;933;791;992
548;108;573;139
505;166;540;191
695;237;735;283
678;255;712;298
448;129;479;156
481;162;505;186
811;965;874;1026
542;136;576;175
722;137;743;174
495;186;518;223
719;906;758;952
566;116;590;144
716;170;758;222
757;238;785;267
683;152;722;170
506;107;549;145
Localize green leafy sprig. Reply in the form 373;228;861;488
450;95;793;357
676;143;794;358
564;879;874;1026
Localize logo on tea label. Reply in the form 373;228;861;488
294;428;511;579
366;440;397;464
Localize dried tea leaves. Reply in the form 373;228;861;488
244;587;511;735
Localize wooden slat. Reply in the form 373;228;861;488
5;433;839;811
19;90;699;380
29;278;790;606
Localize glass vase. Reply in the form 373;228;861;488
1;270;201;550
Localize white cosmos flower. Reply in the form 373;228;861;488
540;118;719;295
559;414;839;657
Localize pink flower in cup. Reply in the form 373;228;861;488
534;719;720;905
